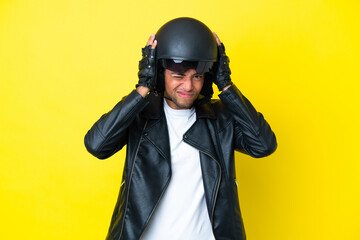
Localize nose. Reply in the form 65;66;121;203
182;76;193;91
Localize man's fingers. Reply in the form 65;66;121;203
146;34;156;46
213;32;226;56
213;32;221;46
152;40;157;49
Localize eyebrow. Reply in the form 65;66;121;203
170;71;185;75
170;71;203;76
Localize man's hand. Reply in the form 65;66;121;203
212;32;232;92
136;34;157;97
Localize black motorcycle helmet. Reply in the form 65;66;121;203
155;17;217;99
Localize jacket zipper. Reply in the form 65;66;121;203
198;149;222;227
118;120;148;239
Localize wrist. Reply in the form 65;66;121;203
221;84;232;92
136;86;150;98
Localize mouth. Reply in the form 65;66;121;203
176;91;194;98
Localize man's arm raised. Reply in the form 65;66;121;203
213;33;277;157
84;34;158;158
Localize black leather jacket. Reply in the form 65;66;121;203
84;85;277;240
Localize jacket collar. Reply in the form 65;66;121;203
140;93;216;120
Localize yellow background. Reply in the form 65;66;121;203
1;0;359;239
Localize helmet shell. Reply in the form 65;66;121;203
156;17;217;62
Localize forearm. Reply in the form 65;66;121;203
84;90;149;159
219;84;277;157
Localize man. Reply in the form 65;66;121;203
85;17;277;240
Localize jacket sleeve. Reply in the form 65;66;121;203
219;85;277;158
84;90;149;159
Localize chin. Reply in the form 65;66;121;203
174;100;195;109
165;91;197;109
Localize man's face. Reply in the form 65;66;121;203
164;68;204;109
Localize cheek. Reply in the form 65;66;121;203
194;80;205;92
164;76;173;92
166;79;183;91
164;73;179;90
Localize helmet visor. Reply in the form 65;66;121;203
160;59;213;74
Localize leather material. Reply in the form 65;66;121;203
212;43;233;91
84;85;277;240
137;45;157;90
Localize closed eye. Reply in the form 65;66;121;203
171;73;185;79
173;75;183;79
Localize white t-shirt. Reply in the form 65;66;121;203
140;100;215;240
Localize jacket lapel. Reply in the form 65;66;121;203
143;117;171;162
140;93;171;162
184;99;218;160
183;101;221;218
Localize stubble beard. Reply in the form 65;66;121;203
164;90;196;109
